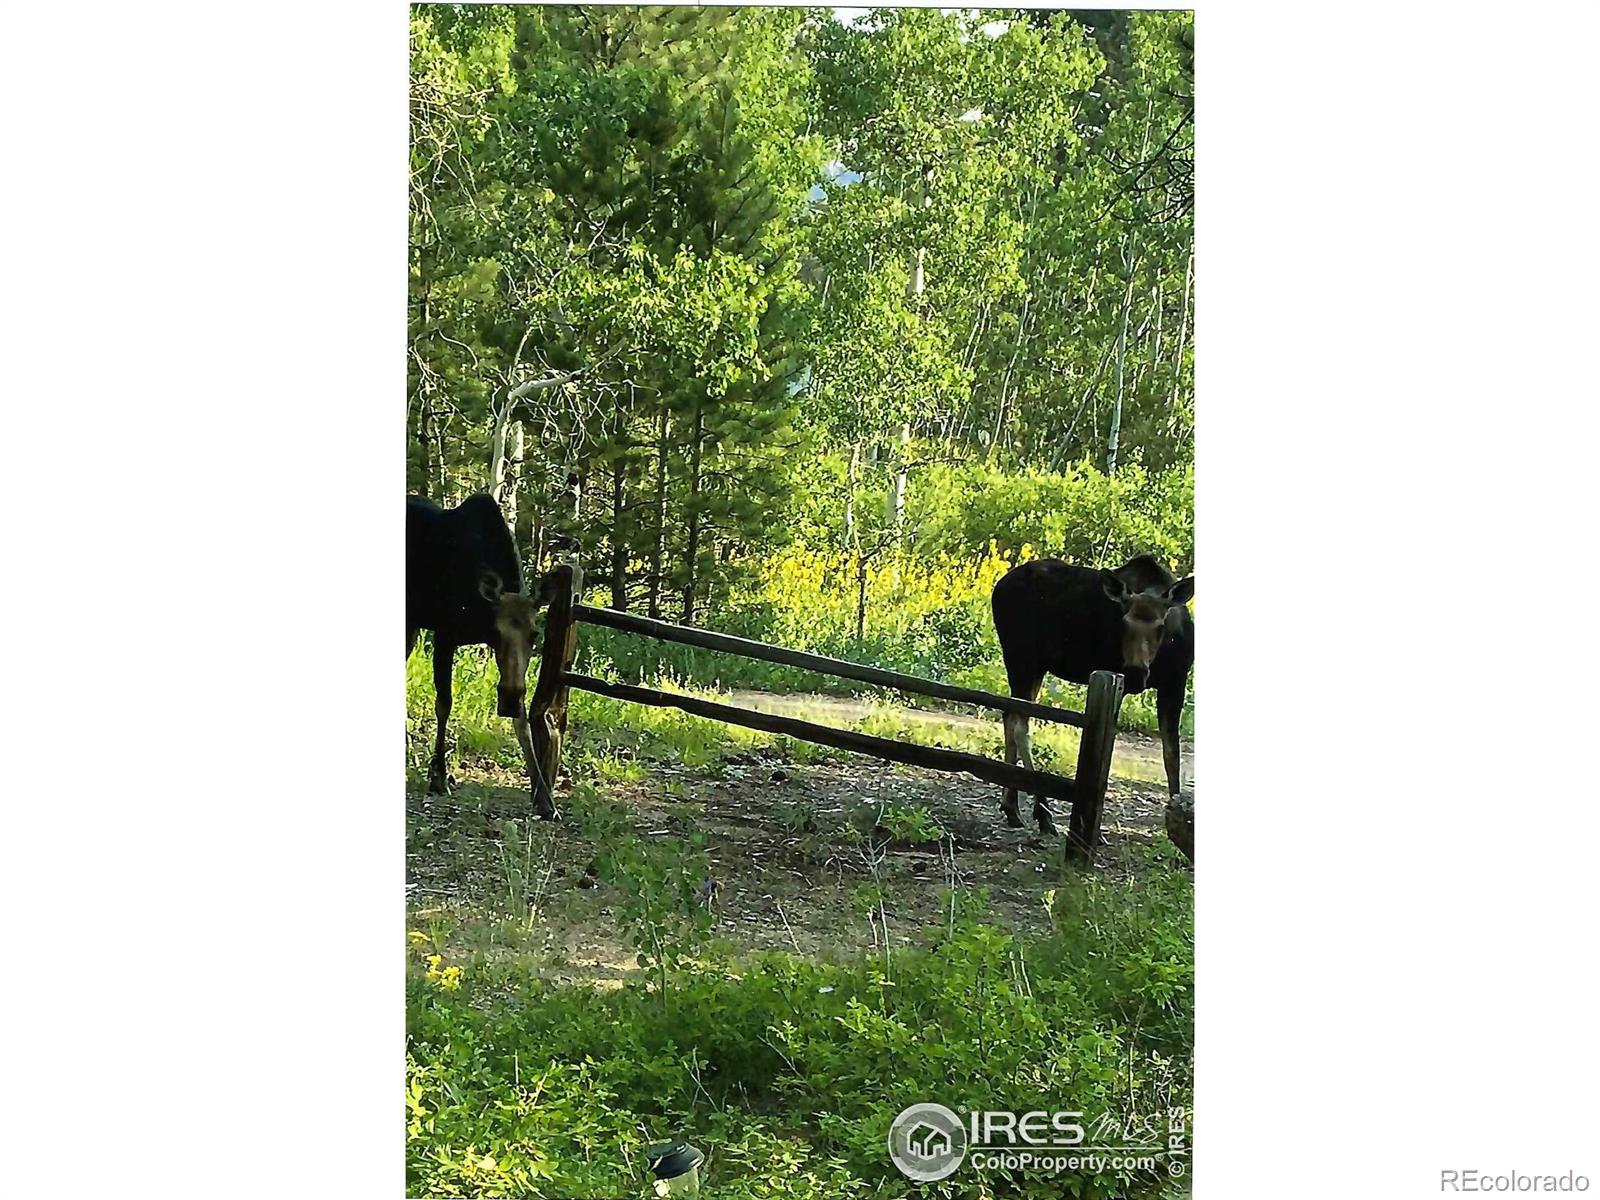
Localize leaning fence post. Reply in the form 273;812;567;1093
1066;670;1125;865
529;563;582;791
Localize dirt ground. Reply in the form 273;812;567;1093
406;696;1194;984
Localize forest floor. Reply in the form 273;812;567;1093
406;691;1194;987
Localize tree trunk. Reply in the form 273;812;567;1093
681;407;705;625
892;421;910;533
489;397;512;504
610;453;627;611
557;468;583;563
894;181;931;538
505;418;525;545
1128;292;1157;404
1169;248;1194;426
513;421;533;560
990;297;1031;457
1106;99;1157;476
1106;231;1139;475
416;389;436;499
855;553;869;642
843;440;859;547
412;232;434;498
648;406;668;619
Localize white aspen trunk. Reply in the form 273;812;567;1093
895;179;932;538
505;418;524;540
1129;288;1158;401
990;296;1032;457
1107;99;1156;476
491;367;579;505
893;246;923;533
490;398;511;504
1146;280;1164;393
1169;248;1194;422
1106;231;1138;475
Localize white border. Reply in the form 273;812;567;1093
1200;1;1600;1194
1;3;1595;1196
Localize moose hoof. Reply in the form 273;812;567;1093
534;800;560;821
427;769;451;795
1001;801;1024;829
1033;806;1059;837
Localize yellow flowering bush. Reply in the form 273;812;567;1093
744;540;1032;657
424;954;463;991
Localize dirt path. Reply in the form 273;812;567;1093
407;691;1193;985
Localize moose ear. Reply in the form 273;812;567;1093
1167;575;1195;607
478;569;504;605
1100;569;1127;604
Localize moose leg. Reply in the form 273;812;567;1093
1157;682;1185;800
1015;717;1060;837
1157;681;1193;861
428;640;455;794
1000;712;1027;827
511;713;558;820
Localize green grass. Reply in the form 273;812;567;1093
408;861;1193;1199
407;627;1194;1199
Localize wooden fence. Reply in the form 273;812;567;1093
527;564;1126;863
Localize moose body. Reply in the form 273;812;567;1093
406;493;558;817
990;553;1193;834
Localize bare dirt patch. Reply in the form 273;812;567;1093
407;703;1193;984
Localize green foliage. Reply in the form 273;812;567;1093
907;459;1193;568
408;866;1192;1198
407;14;1198;1196
592;819;714;997
859;797;947;845
411;7;1195;624
406;601;1194;1198
557;455;1193;735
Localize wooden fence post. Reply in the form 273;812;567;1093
1067;670;1125;865
529;563;582;791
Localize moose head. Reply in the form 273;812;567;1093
478;569;553;718
1100;570;1195;694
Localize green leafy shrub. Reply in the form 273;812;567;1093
407;862;1192;1199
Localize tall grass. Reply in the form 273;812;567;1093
407;858;1194;1199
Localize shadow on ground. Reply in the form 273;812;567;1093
407;722;1192;985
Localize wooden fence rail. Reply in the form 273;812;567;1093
529;564;1124;865
572;603;1087;728
563;673;1078;803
